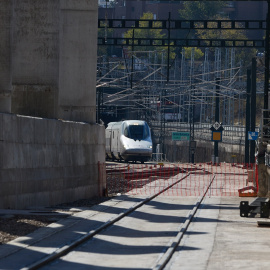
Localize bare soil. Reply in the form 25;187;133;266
0;197;110;245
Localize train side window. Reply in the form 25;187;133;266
144;125;149;138
124;127;128;137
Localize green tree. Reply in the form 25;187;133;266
179;1;256;67
179;1;225;20
196;17;256;66
97;21;114;57
177;1;226;52
123;12;175;60
183;47;204;60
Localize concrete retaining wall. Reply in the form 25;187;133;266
0;113;106;209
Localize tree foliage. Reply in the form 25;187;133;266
196;17;256;66
179;1;226;20
97;21;114;56
123;12;175;60
124;12;165;41
196;17;246;41
179;3;256;67
183;47;204;60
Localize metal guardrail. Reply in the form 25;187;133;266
150;153;168;163
150;122;259;145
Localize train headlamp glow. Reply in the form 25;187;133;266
149;145;152;149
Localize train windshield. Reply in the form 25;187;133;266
124;123;150;140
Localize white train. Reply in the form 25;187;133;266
105;120;153;163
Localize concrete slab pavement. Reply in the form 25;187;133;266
165;196;270;270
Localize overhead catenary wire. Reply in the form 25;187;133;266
97;46;264;126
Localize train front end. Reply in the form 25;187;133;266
120;121;152;163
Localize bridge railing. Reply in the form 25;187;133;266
151;122;259;145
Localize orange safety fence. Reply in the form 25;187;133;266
102;162;258;197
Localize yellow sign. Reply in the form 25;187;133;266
212;131;222;141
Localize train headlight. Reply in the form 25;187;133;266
148;145;152;149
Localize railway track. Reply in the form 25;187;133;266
0;165;229;269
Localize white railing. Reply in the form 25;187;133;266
150;153;167;163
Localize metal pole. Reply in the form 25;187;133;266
161;12;171;157
131;29;134;90
264;1;270;113
245;69;251;165
250;58;257;164
189;86;195;163
131;29;136;118
214;78;220;162
167;12;171;83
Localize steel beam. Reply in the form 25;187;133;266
99;19;266;30
98;37;264;48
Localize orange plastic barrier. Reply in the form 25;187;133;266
104;162;255;197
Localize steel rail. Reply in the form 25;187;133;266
152;173;216;270
21;171;192;270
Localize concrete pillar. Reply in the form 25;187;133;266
0;0;12;113
257;142;268;197
58;0;98;123
0;96;11;112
